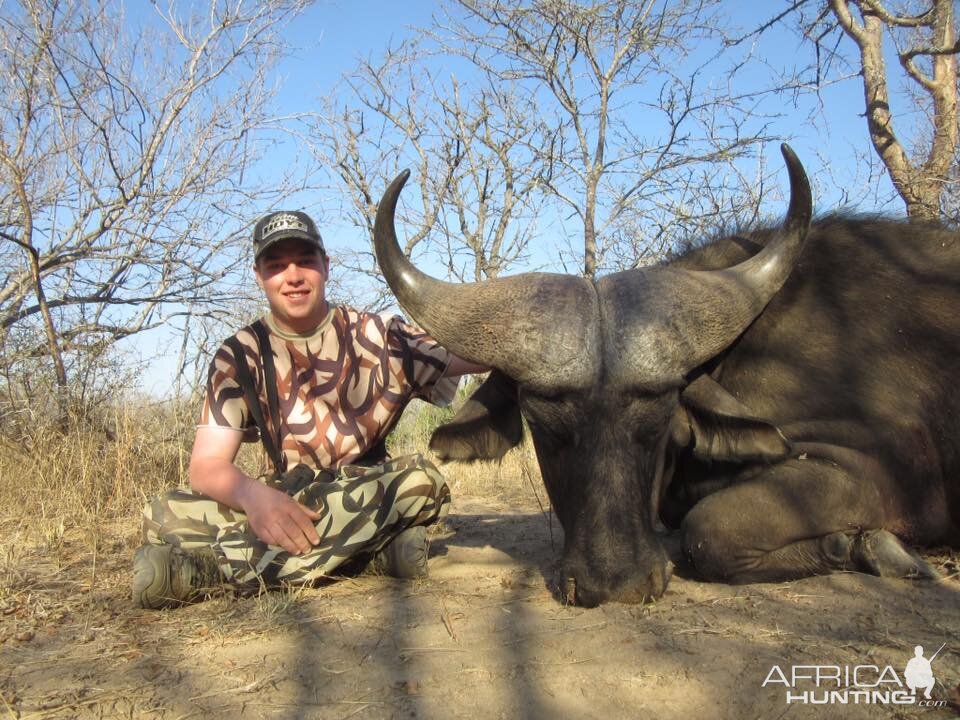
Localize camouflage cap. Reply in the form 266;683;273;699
253;210;325;260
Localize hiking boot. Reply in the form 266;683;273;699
373;526;429;579
132;544;224;609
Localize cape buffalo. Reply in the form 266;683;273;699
373;145;960;607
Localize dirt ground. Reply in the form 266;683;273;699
1;492;959;720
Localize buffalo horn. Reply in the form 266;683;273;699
606;144;812;381
681;143;812;368
373;171;598;385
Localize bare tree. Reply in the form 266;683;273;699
0;0;309;420
792;0;958;219
429;0;775;278
309;1;775;284
942;154;960;223
305;39;550;311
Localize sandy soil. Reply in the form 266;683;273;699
1;493;959;720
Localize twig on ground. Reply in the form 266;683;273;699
340;702;378;720
527;657;597;666
675;627;730;636
440;595;460;642
188;673;280;702
19;689;129;718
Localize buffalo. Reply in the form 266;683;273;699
373;145;959;606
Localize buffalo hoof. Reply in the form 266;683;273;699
853;529;941;580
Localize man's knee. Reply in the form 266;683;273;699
386;453;447;490
404;465;449;501
141;489;186;542
389;452;439;473
140;487;228;548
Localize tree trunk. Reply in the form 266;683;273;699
830;0;958;220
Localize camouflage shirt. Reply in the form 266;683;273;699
199;307;456;470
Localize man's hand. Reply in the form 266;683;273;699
238;480;322;555
189;426;323;555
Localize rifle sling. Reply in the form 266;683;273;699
251;319;285;469
225;329;286;475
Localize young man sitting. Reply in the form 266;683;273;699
133;211;485;608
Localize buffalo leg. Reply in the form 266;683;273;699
853;528;939;579
681;446;938;583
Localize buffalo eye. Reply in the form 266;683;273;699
621;389;680;444
518;389;580;442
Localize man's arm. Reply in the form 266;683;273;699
445;354;490;377
189;426;321;555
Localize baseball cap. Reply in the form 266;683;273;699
252;210;325;260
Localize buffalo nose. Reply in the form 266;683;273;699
561;561;673;606
562;576;607;608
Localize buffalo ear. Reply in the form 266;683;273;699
672;374;792;462
429;370;523;461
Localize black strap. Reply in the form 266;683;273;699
354;437;388;466
225;327;286;474
251;320;284;467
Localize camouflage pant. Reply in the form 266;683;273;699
141;454;450;587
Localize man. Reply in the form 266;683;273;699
133;210;486;609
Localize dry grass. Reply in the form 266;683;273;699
389;398;545;504
0;399;192;529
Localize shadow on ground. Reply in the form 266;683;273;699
2;495;959;719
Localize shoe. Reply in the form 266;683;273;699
373;526;429;579
132;545;224;609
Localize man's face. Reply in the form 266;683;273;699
254;239;330;334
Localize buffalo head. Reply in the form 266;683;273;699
374;144;812;606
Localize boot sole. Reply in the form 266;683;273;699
132;545;174;609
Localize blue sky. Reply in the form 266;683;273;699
271;0;899;260
135;0;906;394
